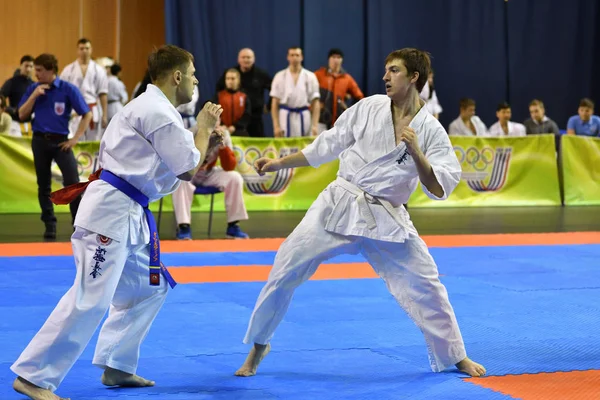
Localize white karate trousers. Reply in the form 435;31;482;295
11;226;169;391
242;194;467;373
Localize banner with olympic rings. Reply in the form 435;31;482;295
0;133;577;213
561;135;600;205
0;135;339;213
408;134;562;207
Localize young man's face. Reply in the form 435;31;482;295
578;106;593;121
176;61;198;105
496;108;512;123
20;61;34;78
225;72;240;90
383;59;417;100
34;65;54;84
460;105;475;119
287;49;303;67
77;43;92;60
529;105;545;122
328;55;343;71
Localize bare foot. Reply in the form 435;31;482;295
456;357;486;377
234;343;271;377
101;367;155;387
13;377;70;400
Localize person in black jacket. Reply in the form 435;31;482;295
216;48;271;137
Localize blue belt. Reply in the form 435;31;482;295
100;170;177;289
280;105;309;137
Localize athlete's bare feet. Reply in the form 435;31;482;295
456;357;486;377
101;367;155;387
12;377;70;400
234;343;271;377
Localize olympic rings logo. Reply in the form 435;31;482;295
75;151;99;177
454;146;496;172
232;145;299;195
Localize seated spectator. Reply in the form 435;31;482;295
448;98;487;136
523;99;560;135
487;102;526;137
214;68;251;136
0;95;11;135
172;125;249;240
567;98;600;136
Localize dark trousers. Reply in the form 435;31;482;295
247;114;265;137
32;133;81;225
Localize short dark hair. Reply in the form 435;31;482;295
34;54;59;74
496;102;511;112
288;46;303;54
77;38;91;46
579;98;594;109
110;64;122;76
459;98;475;109
529;99;545;108
328;48;344;58
147;45;194;82
20;55;34;64
384;48;431;92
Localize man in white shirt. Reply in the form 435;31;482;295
448;98;488;136
270;47;320;137
106;64;128;122
60;38;109;141
487;102;526;137
11;45;224;400
235;48;485;379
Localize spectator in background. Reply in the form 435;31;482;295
270;47;320;137
567;98;600;137
524;99;560;135
314;48;364;134
487;102;526;137
448;98;487;136
0;95;11;134
18;53;92;239
133;69;152;99
60;38;109;141
420;69;442;119
216;48;272;137
1;55;35;136
106;63;128;122
214;68;251;136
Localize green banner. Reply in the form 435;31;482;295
0;135;339;213
408;134;561;207
0;133;571;213
561;134;600;205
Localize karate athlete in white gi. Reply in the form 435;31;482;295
448;98;488;136
235;48;486;379
11;45;224;400
60;38;109;141
270;47;320;137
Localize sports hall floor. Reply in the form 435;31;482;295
1;206;599;399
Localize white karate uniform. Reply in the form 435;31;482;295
10;84;200;392
176;86;199;129
487;121;527;137
106;75;128;122
243;95;468;373
448;116;488;136
60;60;109;141
271;68;320;137
172;129;248;224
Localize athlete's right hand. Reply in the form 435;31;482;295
197;102;223;132
254;157;281;176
